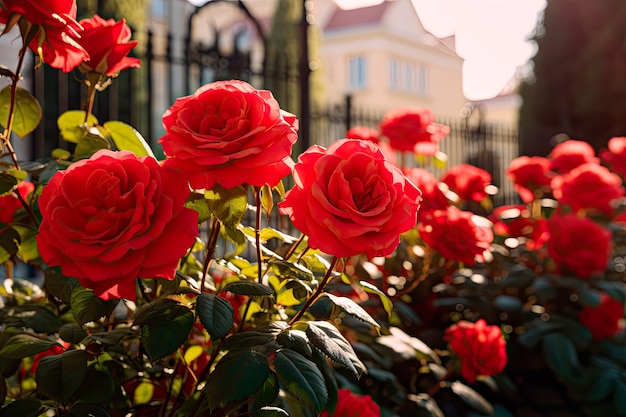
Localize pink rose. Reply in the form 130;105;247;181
445;319;507;383
278;139;422;258
36;150;198;300
379;107;449;155
0;0;88;72
548;140;599;174
76;14;140;76
440;164;492;202
159;80;298;190
551;163;624;215
546;214;611;278
506;156;554;203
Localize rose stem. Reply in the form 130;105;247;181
254;187;263;283
199;217;221;294
282;233;305;260
288;256;340;326
15;187;38;227
1;27;33;171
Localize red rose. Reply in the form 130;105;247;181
506;156;554;203
36;150;198;300
579;293;624;340
278;139;422;258
551;163;624;215
548;140;599;174
418;207;493;266
600;136;626;177
546;214;611;278
0;181;34;224
345;126;379;143
489;205;549;250
403;168;449;211
444;319;507;383
0;0;88;72
159;80;298;190
379;107;449;155
320;388;380;417
76;14;140;76
440;164;492;203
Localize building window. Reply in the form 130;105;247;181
416;64;427;96
152;0;166;19
389;59;398;90
349;56;367;90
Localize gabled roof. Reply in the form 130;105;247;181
324;1;392;31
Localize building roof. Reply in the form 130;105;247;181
324;1;393;31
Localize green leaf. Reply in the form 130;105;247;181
276;329;312;358
74;128;111;160
36;350;88;403
312;293;379;328
205;184;248;228
254;407;290;417
104;120;155;157
74;370;115;404
592;279;626;304
0;173;17;196
0;334;59;359
0;226;20;264
134;299;194;361
70;286;119;325
0;398;42;417
0;86;42;138
87;328;136;346
220;331;276;351
205;350;270;411
356;280;394;317
252;371;280;410
614;380;626;416
310;349;338;415
222;281;275;298
57;110;99;143
221;224;248;258
411;393;445;417
542;332;581;381
44;267;79;303
196;293;234;341
449;381;494;416
13;225;39;263
1;304;63;333
185;193;211;223
305;321;365;377
274;349;328;414
59;323;88;345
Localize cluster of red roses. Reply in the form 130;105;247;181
0;0;139;75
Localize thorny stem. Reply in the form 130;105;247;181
397;249;434;297
254;188;263;283
288;256;340;325
15;187;38;227
2;36;31;170
282;233;305;261
83;73;103;124
200;217;221;294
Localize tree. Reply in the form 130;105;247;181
519;0;626;156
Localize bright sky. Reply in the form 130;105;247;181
337;0;547;100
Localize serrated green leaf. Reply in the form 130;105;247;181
270;260;315;282
450;381;493;416
205;350;270;411
0;225;20;263
104;120;155;157
310;348;338;415
276;330;312;358
252;371;280;410
13;225;39;263
542;332;581;381
196;293;234;340
185;193;211;224
74;129;111;160
87;328;136;346
44;267;79;303
314;293;379;328
59;323;88;345
274;349;328;414
0;334;59;359
204;184;248;228
2;304;63;333
0;172;17;196
36;350;87;403
356;280;394;317
0;86;42;138
221;224;248;258
57;110;98;143
70;286;119;325
0;398;42;417
222;281;275;298
134;300;194;361
220;331;276;351
305;321;365;377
